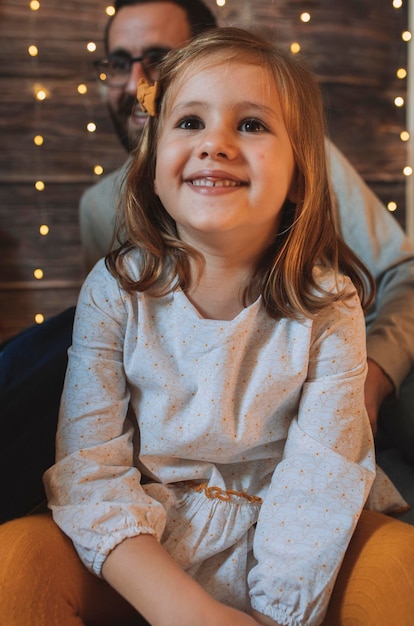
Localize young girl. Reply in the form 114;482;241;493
2;26;414;626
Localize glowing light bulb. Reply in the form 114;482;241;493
94;165;104;175
403;166;413;176
396;68;407;79
400;131;410;141
300;12;311;23
402;31;412;42
35;180;45;191
106;5;115;16
34;268;44;279
393;0;403;7
387;201;397;212
34;134;44;146
394;96;404;107
216;0;226;6
87;122;97;133
87;42;97;52
28;45;38;57
290;42;301;54
77;83;88;95
33;82;50;100
35;313;45;324
39;224;49;235
30;0;40;10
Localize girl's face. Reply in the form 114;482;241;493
154;59;295;255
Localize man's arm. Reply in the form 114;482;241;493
365;358;394;433
326;138;414;401
79;160;131;273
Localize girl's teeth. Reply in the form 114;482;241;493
192;178;239;187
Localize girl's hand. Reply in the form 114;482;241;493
103;534;262;626
211;604;261;626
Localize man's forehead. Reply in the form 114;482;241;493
108;3;192;51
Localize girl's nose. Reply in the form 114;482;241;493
198;129;237;160
199;119;238;159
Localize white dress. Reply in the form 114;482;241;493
44;253;375;626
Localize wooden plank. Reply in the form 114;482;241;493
0;288;80;344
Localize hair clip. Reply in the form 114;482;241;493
137;78;159;117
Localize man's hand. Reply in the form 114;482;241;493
364;358;394;435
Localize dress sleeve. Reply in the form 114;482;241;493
325;138;414;392
43;260;167;576
248;277;376;626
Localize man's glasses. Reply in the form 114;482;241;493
94;48;171;87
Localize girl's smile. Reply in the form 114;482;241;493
184;169;248;192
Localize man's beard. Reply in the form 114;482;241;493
108;93;142;153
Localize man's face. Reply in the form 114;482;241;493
106;2;192;152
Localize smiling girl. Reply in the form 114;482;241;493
2;27;414;626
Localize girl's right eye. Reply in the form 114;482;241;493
177;117;204;130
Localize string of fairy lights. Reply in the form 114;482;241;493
407;0;414;240
25;0;412;325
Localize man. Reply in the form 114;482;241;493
1;0;414;524
80;1;414;459
80;0;216;271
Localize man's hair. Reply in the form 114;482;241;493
104;0;217;51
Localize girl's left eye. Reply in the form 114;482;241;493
177;117;204;130
239;118;267;133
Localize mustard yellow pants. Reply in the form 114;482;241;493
0;511;413;626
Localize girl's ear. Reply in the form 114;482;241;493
153;178;159;196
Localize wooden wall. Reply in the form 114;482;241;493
0;0;408;342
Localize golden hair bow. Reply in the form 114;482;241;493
137;78;159;117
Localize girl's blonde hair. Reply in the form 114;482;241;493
106;27;374;319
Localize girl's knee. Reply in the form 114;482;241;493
0;514;77;625
0;513;144;626
0;513;57;572
354;510;414;566
324;511;414;625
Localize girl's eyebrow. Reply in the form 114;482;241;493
170;101;206;114
170;100;280;119
237;101;281;119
